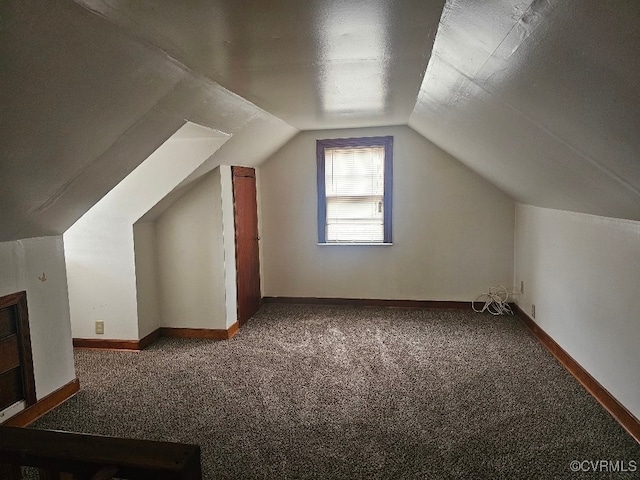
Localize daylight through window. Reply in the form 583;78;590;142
317;136;393;244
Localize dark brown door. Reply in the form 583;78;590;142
232;166;261;326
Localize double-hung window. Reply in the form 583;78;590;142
317;136;393;244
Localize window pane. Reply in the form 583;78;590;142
317;136;392;244
324;146;385;242
327;222;384;242
326;196;383;220
325;147;385;197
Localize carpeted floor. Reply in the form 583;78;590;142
32;304;640;479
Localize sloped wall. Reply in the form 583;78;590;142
65;124;229;341
259;125;515;300
514;204;640;420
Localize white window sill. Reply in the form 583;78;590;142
317;242;393;246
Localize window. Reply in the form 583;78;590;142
317;136;393;244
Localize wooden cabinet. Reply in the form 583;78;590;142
0;292;36;416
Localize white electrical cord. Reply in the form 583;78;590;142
472;285;516;316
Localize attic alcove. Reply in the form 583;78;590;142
134;165;238;338
64;123;237;343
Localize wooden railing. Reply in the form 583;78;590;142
0;426;202;479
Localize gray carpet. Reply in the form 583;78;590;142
32;304;640;479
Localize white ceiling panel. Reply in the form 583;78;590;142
410;0;640;220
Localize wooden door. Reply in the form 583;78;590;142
232;167;261;326
0;292;36;413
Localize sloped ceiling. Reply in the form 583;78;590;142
1;0;639;242
0;1;297;241
410;0;640;220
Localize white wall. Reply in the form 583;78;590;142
259;125;515;300
133;222;160;338
65;123;229;340
514;204;640;420
0;236;75;416
65;221;138;339
154;169;228;329
219;165;238;328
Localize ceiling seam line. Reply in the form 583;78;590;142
469;0;539;78
71;0;295;133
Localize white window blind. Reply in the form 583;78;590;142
324;146;385;242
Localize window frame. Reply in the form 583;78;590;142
316;135;393;244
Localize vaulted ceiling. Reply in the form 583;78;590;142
1;0;639;242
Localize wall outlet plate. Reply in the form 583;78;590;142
531;304;536;319
95;320;104;335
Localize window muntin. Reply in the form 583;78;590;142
317;136;392;244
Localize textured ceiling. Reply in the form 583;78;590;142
73;0;445;130
410;0;640;220
1;0;639;242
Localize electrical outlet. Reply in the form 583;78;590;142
531;304;536;319
520;280;524;294
95;320;104;335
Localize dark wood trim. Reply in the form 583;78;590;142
0;463;20;479
262;297;474;310
160;324;239;341
138;328;161;350
73;328;162;351
0;291;36;408
316;136;394;244
0;336;20;375
73;323;241;351
73;338;144;351
232;166;255;178
0;292;27;310
4;378;80;427
0;425;202;479
226;322;240;339
513;304;640;444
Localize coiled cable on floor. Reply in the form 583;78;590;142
472;285;514;316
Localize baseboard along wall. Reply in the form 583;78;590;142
73;322;239;352
160;324;239;340
3;378;80;427
262;296;474;309
513;304;640;444
73;298;469;351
